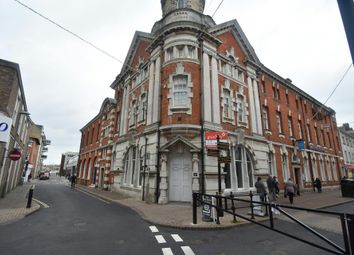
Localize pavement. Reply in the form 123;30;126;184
1;178;354;230
0;182;40;225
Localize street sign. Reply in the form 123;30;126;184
205;131;228;149
9;149;21;161
0;115;12;143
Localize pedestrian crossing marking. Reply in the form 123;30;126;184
149;225;159;233
171;234;183;242
155;235;166;244
181;246;195;255
162;248;173;255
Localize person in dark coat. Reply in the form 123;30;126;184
255;177;267;202
70;175;77;189
285;178;296;204
314;178;322;193
266;175;275;201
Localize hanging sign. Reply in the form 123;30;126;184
0;115;12;143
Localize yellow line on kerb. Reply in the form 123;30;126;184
77;189;111;204
32;198;49;208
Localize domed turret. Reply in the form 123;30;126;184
161;0;205;17
152;0;214;34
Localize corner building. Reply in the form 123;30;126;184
79;0;343;203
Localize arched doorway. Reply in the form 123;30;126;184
168;142;192;202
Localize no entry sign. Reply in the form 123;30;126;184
9;149;21;161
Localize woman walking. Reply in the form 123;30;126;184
285;178;296;204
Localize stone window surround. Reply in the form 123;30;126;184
220;79;236;124
167;63;193;115
235;86;248;128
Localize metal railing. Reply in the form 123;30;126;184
193;192;354;255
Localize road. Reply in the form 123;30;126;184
0;176;351;255
0;177;163;255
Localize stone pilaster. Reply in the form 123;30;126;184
192;152;200;192
158;152;168;204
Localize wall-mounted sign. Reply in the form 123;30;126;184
9;149;21;161
0;115;12;143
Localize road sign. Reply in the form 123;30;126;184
0;115;12;143
205;131;228;149
9;149;21;161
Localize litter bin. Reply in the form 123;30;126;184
340;179;354;198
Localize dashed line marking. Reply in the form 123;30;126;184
149;226;159;233
155;235;166;244
162;248;174;255
181;246;195;255
171;234;183;242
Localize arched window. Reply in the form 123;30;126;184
87;159;92;181
80;160;86;178
123;147;138;187
233;146;254;190
281;154;288;181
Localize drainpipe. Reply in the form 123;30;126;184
155;125;161;203
198;35;206;195
142;136;148;201
155;43;164;203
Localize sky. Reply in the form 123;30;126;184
0;0;353;164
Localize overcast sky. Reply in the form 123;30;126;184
0;0;353;164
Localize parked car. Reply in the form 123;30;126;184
39;172;50;180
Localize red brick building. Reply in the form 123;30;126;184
78;98;116;189
78;0;343;203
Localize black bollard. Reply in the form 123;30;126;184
26;185;35;208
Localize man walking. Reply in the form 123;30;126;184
266;175;275;201
70;174;77;189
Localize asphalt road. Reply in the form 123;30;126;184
0;179;163;255
0;177;352;255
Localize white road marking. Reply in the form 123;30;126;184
171;234;183;242
32;198;49;208
162;248;174;255
181;246;195;255
155;235;166;244
149;226;159;233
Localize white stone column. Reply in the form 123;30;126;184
211;57;220;124
247;77;257;134
158;152;168;204
120;85;128;136
147;61;155;125
202;52;212;122
152;56;161;124
192;152;200;192
253;79;262;135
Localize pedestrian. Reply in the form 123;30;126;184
273;176;280;198
255;177;267;202
27;173;32;182
285;178;296;204
314;178;322;193
266;175;275;201
71;174;77;189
